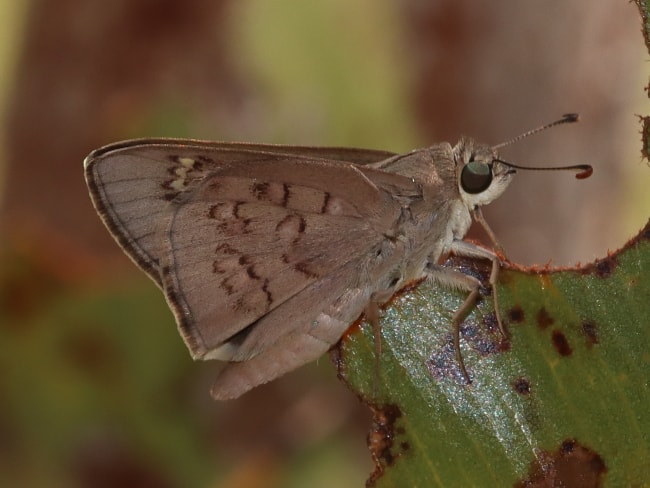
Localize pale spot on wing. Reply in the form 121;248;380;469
168;157;197;191
274;214;306;240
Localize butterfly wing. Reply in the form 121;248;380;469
84;139;397;287
85;139;422;398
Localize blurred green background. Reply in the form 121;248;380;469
0;1;648;487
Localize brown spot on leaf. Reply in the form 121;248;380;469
515;438;606;488
426;311;507;383
513;377;531;395
426;339;467;382
508;306;525;324
367;404;407;485
552;330;573;356
581;321;599;348
536;307;554;330
594;256;617;278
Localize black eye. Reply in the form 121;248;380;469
461;161;492;194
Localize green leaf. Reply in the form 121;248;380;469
335;220;650;487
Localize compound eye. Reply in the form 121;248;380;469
461;161;492;194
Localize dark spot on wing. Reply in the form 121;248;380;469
220;278;235;296
251;182;270;199
207;204;221;219
294;261;318;278
160;181;179;201
282;183;290;207
196;154;213;165
262;279;273;308
232;201;243;219
552;330;572;356
320;191;331;213
275;215;291;232
233;296;249;312
246;266;260;280
215;243;238;255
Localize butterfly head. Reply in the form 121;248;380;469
453;137;515;209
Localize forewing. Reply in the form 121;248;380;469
84;139;397;288
84;138;428;397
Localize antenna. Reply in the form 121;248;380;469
492;113;592;179
492;113;579;150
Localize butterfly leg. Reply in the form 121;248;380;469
448;240;506;339
472;207;505;256
425;240;505;383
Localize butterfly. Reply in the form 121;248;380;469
84;114;590;399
